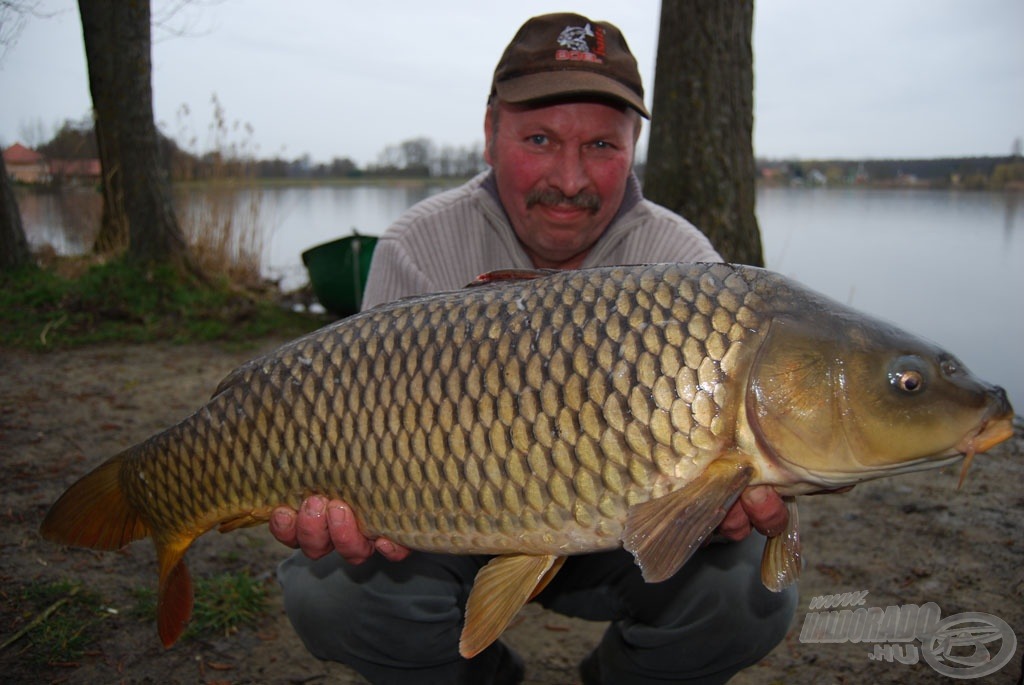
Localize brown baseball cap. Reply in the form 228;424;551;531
490;13;650;118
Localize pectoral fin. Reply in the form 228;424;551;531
761;496;801;591
623;461;753;582
459;554;564;659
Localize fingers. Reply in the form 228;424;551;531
375;536;412;562
716;499;752;541
268;496;411;565
322;500;411;563
293;495;336;560
740;486;789;537
269;506;299;548
716;486;790;541
324;500;375;564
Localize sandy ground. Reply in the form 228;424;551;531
1;339;1021;684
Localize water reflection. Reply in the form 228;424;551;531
16;188;101;254
1004;192;1019;244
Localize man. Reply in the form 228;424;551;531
271;13;795;684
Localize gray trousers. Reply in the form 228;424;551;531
277;534;797;684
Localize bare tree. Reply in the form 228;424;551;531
0;152;32;270
644;1;763;266
0;0;37;271
78;0;195;271
0;0;36;58
17;117;51;148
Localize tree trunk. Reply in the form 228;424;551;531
0;153;33;271
77;0;194;270
644;0;763;266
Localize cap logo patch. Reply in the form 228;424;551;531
555;23;605;64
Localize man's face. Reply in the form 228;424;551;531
484;100;638;269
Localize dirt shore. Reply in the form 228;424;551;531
1;339;1021;684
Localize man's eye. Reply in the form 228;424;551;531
528;135;548;145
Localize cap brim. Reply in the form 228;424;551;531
495;71;650;118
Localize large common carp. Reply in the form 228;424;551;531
40;262;1014;657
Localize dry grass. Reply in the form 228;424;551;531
23;93;273;291
172;93;273;290
176;181;270;290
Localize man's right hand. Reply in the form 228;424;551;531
269;495;411;564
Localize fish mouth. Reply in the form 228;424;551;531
953;408;1015;488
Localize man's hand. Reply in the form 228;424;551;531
716;485;789;541
269;495;411;564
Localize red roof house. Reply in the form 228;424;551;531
3;143;49;183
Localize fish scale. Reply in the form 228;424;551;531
128;264;746;553
41;261;1015;656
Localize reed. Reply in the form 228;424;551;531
173;94;273;291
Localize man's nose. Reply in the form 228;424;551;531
547;148;588;197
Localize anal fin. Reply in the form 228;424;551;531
527;556;566;602
156;537;195;648
761;496;801;591
459;554;563;659
623;460;753;582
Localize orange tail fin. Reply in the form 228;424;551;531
40;453;198;647
39;453;150;549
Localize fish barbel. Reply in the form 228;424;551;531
40;262;1015;657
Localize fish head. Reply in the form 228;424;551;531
746;309;1015;491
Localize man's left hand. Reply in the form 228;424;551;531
717;485;789;540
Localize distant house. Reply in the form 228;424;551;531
49;158;102;183
2;142;101;185
3;142;49;183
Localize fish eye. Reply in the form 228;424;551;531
889;356;928;394
894;370;924;393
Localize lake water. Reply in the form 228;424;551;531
17;184;1024;411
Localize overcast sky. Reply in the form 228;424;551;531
2;0;1022;166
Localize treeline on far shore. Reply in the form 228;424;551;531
756;156;1024;190
18;116;1024;191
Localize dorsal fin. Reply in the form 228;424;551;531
465;268;559;287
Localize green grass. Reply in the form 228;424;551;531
12;580;106;665
129;571;269;640
8;572;270;664
0;259;328;349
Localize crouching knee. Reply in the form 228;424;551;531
277;551;467;669
595;536;799;683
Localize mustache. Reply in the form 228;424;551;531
525;188;601;212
